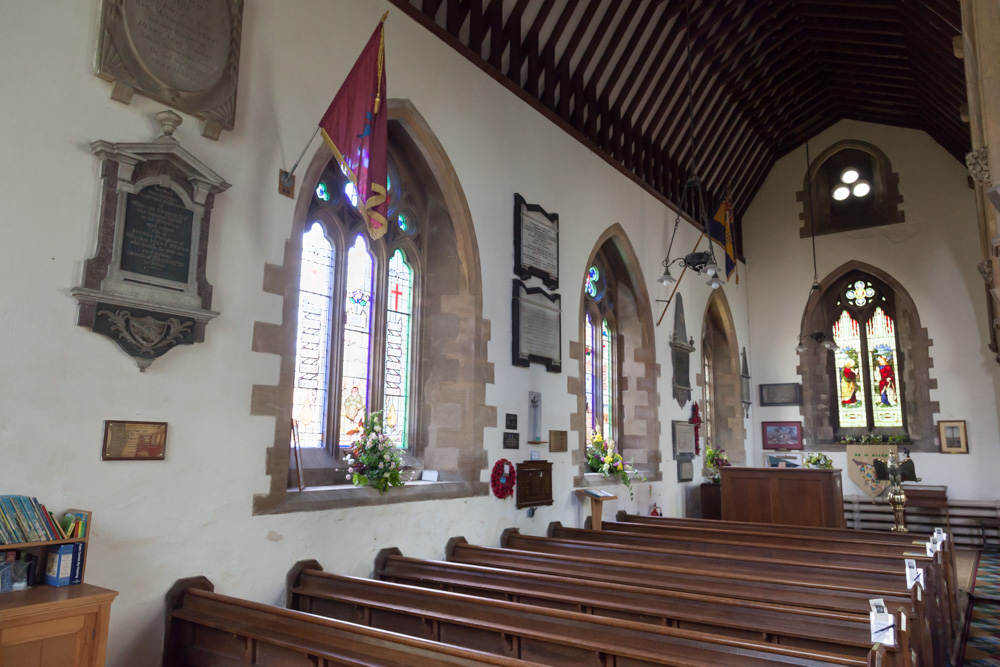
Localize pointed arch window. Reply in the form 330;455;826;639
829;275;904;433
583;256;619;443
291;161;419;458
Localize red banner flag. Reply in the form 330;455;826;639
319;15;388;239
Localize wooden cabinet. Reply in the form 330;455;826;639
516;460;553;509
0;584;117;666
720;467;846;528
699;483;722;520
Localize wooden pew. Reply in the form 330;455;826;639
501;529;912;594
286;560;896;667
163;576;543;667
608;514;960;645
369;548;895;661
446;537;913;615
503;528;950;653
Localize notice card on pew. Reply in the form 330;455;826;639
869;599;895;647
904;558;924;590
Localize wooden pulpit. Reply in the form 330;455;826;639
720;467;846;528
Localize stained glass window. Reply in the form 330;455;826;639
585;266;599;299
867;307;902;427
846;280;875;307
383;249;412;448
829;274;905;433
832;310;866;428
339;235;374;448
602;319;613;442
292;223;334;448
315;182;330;201
584;314;596;434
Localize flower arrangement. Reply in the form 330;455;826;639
803;452;833;469
586;431;643;499
345;411;410;493
703;445;730;483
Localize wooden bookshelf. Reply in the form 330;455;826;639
0;509;115;665
1;508;92;587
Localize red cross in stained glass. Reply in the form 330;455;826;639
390;282;403;310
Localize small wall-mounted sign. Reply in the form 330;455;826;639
548;430;568;452
505;413;518;429
503;432;520;449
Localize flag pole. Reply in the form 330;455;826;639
280;126;321;189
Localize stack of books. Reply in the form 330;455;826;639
0;496;86;545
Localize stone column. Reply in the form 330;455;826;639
961;0;1000;360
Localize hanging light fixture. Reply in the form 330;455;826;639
797;141;837;353
657;6;725;292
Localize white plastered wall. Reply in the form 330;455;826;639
0;1;751;663
743;119;1000;499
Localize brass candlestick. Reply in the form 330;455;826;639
886;451;908;533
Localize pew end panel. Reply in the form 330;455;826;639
616;509;629;522
500;527;521;548
286;559;323;609
374;547;404;579
163;576;214;667
446;536;469;561
547;522;563;537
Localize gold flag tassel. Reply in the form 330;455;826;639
374;12;388;114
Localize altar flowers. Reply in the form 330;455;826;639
586;431;643;499
346;411;410;493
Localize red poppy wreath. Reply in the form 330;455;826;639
491;459;516;499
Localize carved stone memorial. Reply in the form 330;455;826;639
95;0;244;139
71;111;230;370
670;293;695;407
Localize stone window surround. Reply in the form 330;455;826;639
700;289;747;466
797;260;938;451
251;100;495;514
798;139;904;239
570;225;662;487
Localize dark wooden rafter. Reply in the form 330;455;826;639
387;0;971;250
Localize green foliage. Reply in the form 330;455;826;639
586;432;644;499
803;452;833;469
703;445;731;483
346;411;409;494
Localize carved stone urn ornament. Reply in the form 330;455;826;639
71;111;230;370
966;146;991;186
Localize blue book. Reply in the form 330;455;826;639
44;544;74;586
70;542;84;585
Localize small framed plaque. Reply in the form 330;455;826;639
513;193;559;289
102;420;167;460
759;383;802;406
548;430;568;453
677;459;694;482
503;432;520;449
512;280;562;372
672;421;696;458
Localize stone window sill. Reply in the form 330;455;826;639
265;479;488;513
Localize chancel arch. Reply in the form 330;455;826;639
571;224;661;485
797;260;938;451
700;289;746;465
251;100;494;513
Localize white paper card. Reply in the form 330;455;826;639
904;559;924;590
868;599;895;646
925;541;935;557
421;470;439;481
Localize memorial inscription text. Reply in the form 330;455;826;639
121;185;193;284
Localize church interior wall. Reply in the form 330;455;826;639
0;1;752;662
742;119;1000;499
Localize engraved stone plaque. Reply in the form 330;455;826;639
96;0;243;138
121;185;194;283
72;111;229;370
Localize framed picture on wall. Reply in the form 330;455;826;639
761;421;803;450
759;383;802;406
937;420;968;454
765;451;802;468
